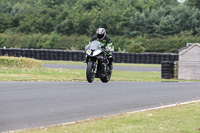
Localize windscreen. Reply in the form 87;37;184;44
90;41;101;50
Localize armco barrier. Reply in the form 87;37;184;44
0;48;178;64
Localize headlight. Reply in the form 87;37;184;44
86;50;91;55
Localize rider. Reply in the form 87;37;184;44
86;28;114;70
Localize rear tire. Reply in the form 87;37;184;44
86;61;95;83
100;67;111;83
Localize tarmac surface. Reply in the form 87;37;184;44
1;81;200;132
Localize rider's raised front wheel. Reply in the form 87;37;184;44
86;61;95;83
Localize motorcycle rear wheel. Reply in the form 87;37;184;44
86;61;95;83
100;67;111;83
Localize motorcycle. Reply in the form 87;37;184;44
84;41;113;83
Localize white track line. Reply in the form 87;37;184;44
5;99;200;133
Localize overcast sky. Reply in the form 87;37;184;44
177;0;186;3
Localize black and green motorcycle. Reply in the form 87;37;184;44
84;41;112;83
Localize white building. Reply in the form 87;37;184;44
178;43;200;80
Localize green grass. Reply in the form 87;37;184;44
0;59;196;82
42;60;161;67
42;60;84;65
0;67;85;81
0;56;42;68
0;67;177;82
0;60;197;82
17;102;200;133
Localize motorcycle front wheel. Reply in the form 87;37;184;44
86;61;95;83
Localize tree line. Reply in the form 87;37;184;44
0;0;200;53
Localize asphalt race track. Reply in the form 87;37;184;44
43;64;161;72
1;81;200;132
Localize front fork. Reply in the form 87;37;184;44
88;57;98;74
94;61;98;74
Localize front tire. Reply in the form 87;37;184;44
86;61;95;83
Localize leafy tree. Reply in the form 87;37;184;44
41;0;67;7
155;15;180;36
128;12;146;37
126;41;145;53
17;6;59;34
191;9;200;34
0;13;12;33
1;0;200;53
0;1;12;13
56;18;74;35
143;9;160;36
169;5;193;31
143;0;179;10
185;0;200;9
155;0;179;6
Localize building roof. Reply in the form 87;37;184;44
179;43;200;56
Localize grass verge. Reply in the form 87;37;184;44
0;67;177;82
42;60;161;67
0;59;198;81
0;56;42;68
17;102;200;133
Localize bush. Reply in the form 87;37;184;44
144;34;200;53
0;56;42;68
0;33;89;50
1;33;200;53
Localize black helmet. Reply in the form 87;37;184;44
96;28;106;41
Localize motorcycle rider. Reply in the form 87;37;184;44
85;28;114;71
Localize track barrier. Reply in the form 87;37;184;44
0;48;178;64
161;61;175;79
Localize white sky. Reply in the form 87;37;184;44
177;0;186;3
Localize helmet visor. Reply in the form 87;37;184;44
97;34;104;40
